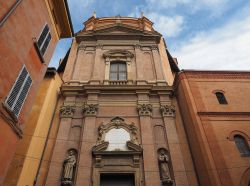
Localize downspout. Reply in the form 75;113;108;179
0;0;23;27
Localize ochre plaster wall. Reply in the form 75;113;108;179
3;73;62;186
0;0;58;183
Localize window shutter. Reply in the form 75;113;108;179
37;24;51;56
5;66;32;117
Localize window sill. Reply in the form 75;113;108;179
1;103;23;138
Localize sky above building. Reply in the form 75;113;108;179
49;0;250;70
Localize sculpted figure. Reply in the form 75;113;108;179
158;149;173;185
62;150;77;185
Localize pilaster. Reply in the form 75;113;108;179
160;101;189;185
137;92;161;186
76;92;99;186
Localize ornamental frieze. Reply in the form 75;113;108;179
137;104;153;116
82;104;98;116
160;105;175;117
60;105;76;118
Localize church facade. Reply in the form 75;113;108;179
43;15;197;186
9;15;250;186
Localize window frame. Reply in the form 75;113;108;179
234;135;250;157
4;65;32;118
215;91;228;104
34;23;52;63
109;61;127;81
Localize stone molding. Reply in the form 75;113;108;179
160;105;176;117
137;104;153;116
197;112;250;116
0;108;23;138
60;105;76;118
82;104;98;116
96;117;140;146
103;49;134;58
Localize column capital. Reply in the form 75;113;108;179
137;104;152;116
60;105;76;118
160;105;175;117
82;104;99;116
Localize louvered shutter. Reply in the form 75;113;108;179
5;66;32;117
37;24;51;56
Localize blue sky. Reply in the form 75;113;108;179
49;0;250;70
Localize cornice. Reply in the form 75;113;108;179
174;70;250;92
197;112;250;116
60;83;173;96
179;70;250;80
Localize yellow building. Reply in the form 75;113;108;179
4;67;64;186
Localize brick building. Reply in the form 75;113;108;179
0;0;73;184
6;14;250;186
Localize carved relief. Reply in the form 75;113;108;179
137;104;153;116
82;104;98;116
160;105;175;117
93;117;141;151
60;105;76;118
103;49;134;58
158;148;174;185
61;149;77;186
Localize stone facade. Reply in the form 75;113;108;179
39;15;196;186
33;15;250;186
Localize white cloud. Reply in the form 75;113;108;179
145;0;190;8
147;13;184;37
173;16;250;70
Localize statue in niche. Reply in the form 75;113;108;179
158;149;173;185
61;149;77;185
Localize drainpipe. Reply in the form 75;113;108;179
0;0;23;27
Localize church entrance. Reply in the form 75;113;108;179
100;173;135;186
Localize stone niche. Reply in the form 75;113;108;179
92;117;143;186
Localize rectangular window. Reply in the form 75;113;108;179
109;62;127;81
5;65;32;117
34;24;51;61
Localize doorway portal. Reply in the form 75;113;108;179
100;173;135;186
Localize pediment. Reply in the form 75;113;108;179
77;24;161;37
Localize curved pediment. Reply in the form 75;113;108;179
103;50;134;58
92;117;141;153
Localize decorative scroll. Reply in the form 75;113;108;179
137;104;153;116
93;117;141;151
158;148;174;185
82;104;98;116
160;105;175;117
60;105;76;118
61;149;77;186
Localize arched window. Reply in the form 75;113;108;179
234;135;250;156
109;61;127;81
215;92;228;104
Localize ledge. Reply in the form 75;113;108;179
0;103;23;138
